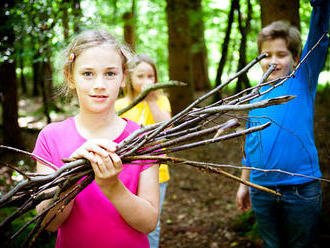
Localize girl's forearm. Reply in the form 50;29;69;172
147;100;171;122
99;179;159;234
36;191;74;232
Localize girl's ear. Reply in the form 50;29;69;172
120;71;127;89
64;71;75;89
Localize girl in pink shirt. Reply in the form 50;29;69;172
33;30;159;248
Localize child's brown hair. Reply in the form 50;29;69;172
257;21;302;60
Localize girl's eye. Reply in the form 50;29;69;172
83;72;93;77
106;72;116;77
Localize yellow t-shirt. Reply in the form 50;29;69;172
115;95;171;183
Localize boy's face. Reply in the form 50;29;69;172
260;38;299;81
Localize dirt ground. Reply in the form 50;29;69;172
1;89;329;248
158;89;330;248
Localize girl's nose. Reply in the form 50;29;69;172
94;77;106;89
144;78;154;86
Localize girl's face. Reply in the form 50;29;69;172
131;62;156;94
260;38;299;81
71;46;126;114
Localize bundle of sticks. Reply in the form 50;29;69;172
0;34;326;247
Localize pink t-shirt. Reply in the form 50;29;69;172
33;117;151;248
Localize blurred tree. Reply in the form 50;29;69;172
235;0;252;93
259;0;300;29
122;0;136;50
62;0;70;40
0;1;23;148
166;0;194;114
72;0;82;33
189;0;210;91
214;0;238;102
17;39;27;94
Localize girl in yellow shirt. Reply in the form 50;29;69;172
115;54;171;248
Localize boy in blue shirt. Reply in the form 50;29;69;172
236;0;329;247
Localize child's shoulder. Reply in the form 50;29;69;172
115;118;141;143
39;117;75;136
123;118;141;133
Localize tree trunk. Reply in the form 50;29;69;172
214;0;238;102
32;54;40;96
122;0;136;50
72;0;81;33
0;1;23;148
19;50;27;94
166;0;194;114
62;0;69;40
40;61;51;124
1;62;23;148
190;0;210;91
235;0;252;93
259;0;300;30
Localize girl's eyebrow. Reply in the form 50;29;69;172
79;66;120;70
79;67;94;70
105;66;120;70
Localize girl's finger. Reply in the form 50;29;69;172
109;153;122;170
95;154;106;174
95;140;117;153
102;155;113;171
85;143;109;157
90;159;101;177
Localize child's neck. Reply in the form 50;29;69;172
75;111;126;141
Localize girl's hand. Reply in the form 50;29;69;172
91;152;122;188
142;83;158;102
145;91;158;102
70;139;122;187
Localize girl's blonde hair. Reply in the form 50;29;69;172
59;29;134;96
124;53;159;100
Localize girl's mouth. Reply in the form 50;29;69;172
90;95;108;98
90;95;108;101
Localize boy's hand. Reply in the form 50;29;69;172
236;184;251;212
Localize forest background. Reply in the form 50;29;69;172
0;0;329;247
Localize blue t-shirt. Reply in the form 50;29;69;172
243;0;329;186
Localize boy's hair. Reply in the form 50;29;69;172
257;21;302;59
124;53;159;100
59;29;134;96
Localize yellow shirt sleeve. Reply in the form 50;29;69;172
115;95;171;183
157;95;171;113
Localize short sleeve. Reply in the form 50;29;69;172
141;161;155;171
33;127;55;167
157;95;171;113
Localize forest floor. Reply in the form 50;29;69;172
1;88;330;248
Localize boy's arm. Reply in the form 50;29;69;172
304;0;329;55
301;0;329;92
236;169;251;212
